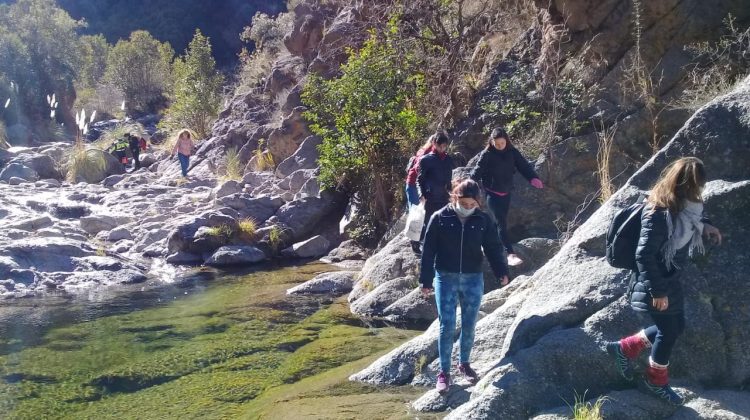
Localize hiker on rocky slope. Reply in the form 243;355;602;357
606;157;722;406
405;138;434;251
470;127;543;267
419;178;509;393
415;131;454;254
170;130;195;177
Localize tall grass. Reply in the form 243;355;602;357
222;146;242;181
596;120;618;204
238;218;257;242
66;140;108;183
253;139;275;171
0;121;9;149
567;391;606;420
268;225;283;254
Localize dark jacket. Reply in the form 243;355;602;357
629;205;700;314
419;205;508;289
470;146;538;194
417;152;454;204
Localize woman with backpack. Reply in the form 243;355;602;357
420;178;509;393
605;157;722;406
415;131;454;254
470;127;544;266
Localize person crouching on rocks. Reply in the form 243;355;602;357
606;157;722;406
470;127;544;267
170;129;195;178
420;178;509;393
416;131;454;255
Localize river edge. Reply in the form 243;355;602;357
0;262;433;419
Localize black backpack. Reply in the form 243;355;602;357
606;202;646;270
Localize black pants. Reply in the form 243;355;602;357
486;193;513;254
420;200;447;243
644;311;685;365
131;148;140;169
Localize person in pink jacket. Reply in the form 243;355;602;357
170;130;195;177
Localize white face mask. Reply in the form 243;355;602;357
453;203;476;218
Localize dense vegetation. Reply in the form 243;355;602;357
52;0;285;67
0;0;227;144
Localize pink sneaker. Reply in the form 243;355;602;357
436;371;451;393
458;363;479;384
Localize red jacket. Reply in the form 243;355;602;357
406;146;434;185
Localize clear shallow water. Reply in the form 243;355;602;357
0;263;424;419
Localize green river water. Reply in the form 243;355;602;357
0;263;434;419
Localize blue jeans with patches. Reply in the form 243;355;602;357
434;271;484;373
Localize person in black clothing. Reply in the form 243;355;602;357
415;131;454;254
420;178;509;393
128;133;141;170
605;157;722;406
470;127;544;266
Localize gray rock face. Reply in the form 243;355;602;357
107;227;133;242
350;276;415;318
267;107;312;162
217;194;283;224
212;180;242;200
281;234;330;258
321;239;367;263
0;163;38;182
204;246;266;266
80;215;119;235
349;234;420;304
271;190;347;243
382;289;437;324
166;211;238;256
286;271;358;296
275;136;322;178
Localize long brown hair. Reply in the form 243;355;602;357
648;157;706;214
485;127;514;151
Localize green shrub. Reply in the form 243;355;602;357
105;30;174;113
159;30;223;139
222;147;243;181
302;29;428;232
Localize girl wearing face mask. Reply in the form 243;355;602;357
605;157;722;406
470;127;544;266
420;179;509;393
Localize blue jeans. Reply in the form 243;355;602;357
435;271;484;373
405;183;420;208
177;153;189;177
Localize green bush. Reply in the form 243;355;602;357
0;0;82;127
160;30;223;139
105;30;174;114
302;29;428;232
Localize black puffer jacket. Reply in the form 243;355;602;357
470;146;538;194
417;152;454;204
629;205;699;314
419;205;508;289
